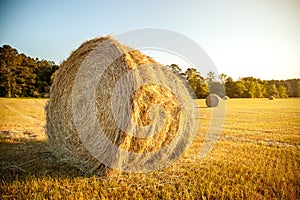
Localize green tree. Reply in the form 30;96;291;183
241;77;256;98
219;73;227;84
224;77;235;97
239;77;266;98
16;54;38;97
286;79;300;97
224;77;246;98
266;84;279;97
294;80;300;97
35;60;59;97
0;45;20;97
253;82;264;98
206;71;216;86
278;85;288;98
0;44;59;98
185;68;208;98
236;80;246;98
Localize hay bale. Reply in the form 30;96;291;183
223;96;229;100
205;94;220;107
268;96;275;100
46;36;196;175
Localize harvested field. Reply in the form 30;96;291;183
1;98;299;199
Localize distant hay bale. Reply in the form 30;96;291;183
268;96;275;100
206;94;220;107
46;36;196;175
223;96;229;100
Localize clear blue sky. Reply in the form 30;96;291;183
1;0;299;80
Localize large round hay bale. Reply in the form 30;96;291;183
268;96;275;100
223;96;229;100
205;94;220;107
46;36;197;175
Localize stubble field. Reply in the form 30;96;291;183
0;98;299;199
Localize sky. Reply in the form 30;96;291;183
0;0;299;80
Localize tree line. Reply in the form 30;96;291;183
0;45;299;98
167;64;300;99
0;45;59;98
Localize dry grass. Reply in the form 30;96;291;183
1;98;300;199
0;98;47;141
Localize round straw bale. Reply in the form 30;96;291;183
223;96;229;100
46;36;197;175
268;96;275;100
205;94;220;107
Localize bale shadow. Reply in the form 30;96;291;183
0;139;88;183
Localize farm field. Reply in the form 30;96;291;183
0;98;299;199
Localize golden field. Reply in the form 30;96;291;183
0;98;299;199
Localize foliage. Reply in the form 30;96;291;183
0;44;299;98
180;67;298;98
183;68;208;99
0;45;59;98
173;66;298;99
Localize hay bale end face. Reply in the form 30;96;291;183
268;96;275;100
206;94;220;107
46;36;196;175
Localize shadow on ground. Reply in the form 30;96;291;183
0;138;87;183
